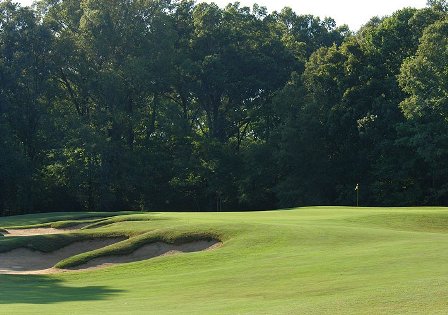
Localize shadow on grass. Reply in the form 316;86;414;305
0;275;124;304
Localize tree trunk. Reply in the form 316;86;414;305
148;93;158;137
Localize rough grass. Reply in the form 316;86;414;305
2;207;448;314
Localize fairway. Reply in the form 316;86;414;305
1;207;448;314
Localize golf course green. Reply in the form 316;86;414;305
1;207;448;314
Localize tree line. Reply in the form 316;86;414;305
1;0;447;215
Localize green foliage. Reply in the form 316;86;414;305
2;1;448;213
397;16;448;204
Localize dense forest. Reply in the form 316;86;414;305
1;0;448;215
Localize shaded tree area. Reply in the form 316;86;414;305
1;0;447;215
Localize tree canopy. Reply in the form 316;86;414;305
1;0;447;215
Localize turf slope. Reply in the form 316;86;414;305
1;207;448;314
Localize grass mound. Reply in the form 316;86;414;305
54;230;221;269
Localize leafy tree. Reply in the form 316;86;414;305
171;3;297;210
40;0;180;211
3;0;447;214
427;0;448;11
272;7;349;58
398;18;448;204
0;1;55;214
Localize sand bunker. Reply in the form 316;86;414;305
0;239;220;275
2;219;107;237
69;240;220;272
2;220;126;237
0;238;125;275
3;226;83;237
0;223;221;275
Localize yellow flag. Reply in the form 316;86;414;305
355;184;359;191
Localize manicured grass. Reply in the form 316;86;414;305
2;207;448;314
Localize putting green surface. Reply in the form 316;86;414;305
2;207;448;314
